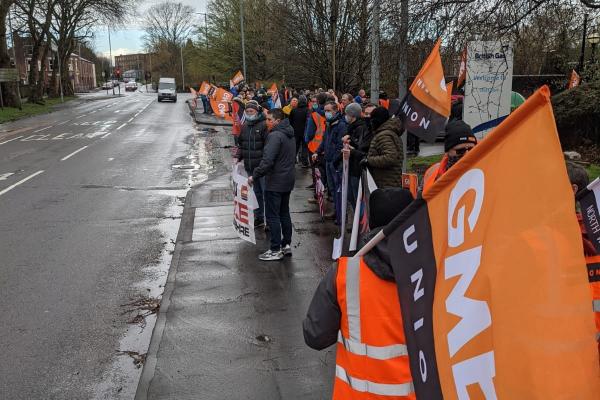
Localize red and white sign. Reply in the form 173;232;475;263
232;164;258;244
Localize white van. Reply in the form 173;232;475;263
158;77;177;102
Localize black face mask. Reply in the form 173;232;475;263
447;155;462;170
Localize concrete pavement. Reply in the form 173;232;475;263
136;126;338;400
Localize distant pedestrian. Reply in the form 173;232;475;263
361;107;404;188
289;95;310;167
249;108;297;261
340;93;353;112
236;101;268;227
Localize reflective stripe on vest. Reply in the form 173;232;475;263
586;255;600;343
335;256;413;398
336;365;414;397
338;332;408;360
308;112;325;153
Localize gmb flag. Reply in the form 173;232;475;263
210;87;234;121
384;86;600;398
578;177;600;254
398;39;452;143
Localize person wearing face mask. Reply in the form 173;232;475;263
236;100;269;228
312;101;348;223
289;95;310;167
359;107;404;189
305;93;328;194
341;103;372;208
422;119;477;195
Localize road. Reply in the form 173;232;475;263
0;89;200;399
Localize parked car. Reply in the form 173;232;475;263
125;81;137;91
101;81;114;90
157;77;177;102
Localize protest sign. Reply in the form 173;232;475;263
232;164;258;244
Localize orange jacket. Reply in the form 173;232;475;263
422;155;449;195
334;257;415;399
379;99;390;110
307;112;326;153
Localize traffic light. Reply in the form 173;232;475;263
114;68;121;79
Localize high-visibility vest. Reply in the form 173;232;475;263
307;112;326;153
587;255;600;345
422;155;448;195
379;99;390;110
334;257;415;399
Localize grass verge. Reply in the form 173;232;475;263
0;96;75;124
587;164;600;181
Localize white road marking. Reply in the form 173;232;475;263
52;133;70;140
21;134;51;141
101;131;113;138
0;172;14;180
57;120;71;126
108;158;114;161
128;117;134;122
60;146;88;161
0;170;44;197
117;123;127;130
0;135;24;146
33;125;53;133
75;114;86;119
89;110;97;114
114;110;121;113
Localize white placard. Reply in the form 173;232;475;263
232;164;258;244
463;41;513;139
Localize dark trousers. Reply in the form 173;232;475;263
265;190;292;251
252;176;266;221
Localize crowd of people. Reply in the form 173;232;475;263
211;81;599;398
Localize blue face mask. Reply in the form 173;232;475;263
312;103;319;111
325;111;336;121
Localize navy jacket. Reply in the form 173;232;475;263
252;119;296;192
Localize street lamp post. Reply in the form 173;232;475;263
588;31;600;64
240;0;247;81
180;44;185;91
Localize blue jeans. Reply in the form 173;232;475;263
252;176;266;221
265;191;292;251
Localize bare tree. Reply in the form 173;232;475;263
143;2;195;48
0;0;19;106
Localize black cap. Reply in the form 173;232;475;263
444;120;476;152
369;188;414;229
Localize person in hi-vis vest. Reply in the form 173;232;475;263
567;162;600;357
303;188;416;399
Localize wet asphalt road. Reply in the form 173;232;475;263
0;89;198;399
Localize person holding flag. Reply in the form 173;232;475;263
303;187;416;399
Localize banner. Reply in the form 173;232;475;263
456;47;467;88
232;164;258;244
398;39;452;143
231;100;245;136
332;156;349;260
313;168;326;219
463;41;514;139
402;173;418;198
210;87;234;121
383;86;599;398
578;177;600;253
568;69;581;89
349;169;378;252
199;81;211;96
230;70;245;88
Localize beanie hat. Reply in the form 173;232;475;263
370;106;390;132
345;102;362;119
317;92;329;106
444;120;476;152
245;100;260;111
369;188;414;229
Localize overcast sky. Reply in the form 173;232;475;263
93;0;207;61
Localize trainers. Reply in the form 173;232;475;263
282;244;292;256
254;219;265;228
259;249;284;261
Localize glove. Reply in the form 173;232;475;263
359;157;369;169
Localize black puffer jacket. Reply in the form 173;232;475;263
252;119;296;192
237;113;268;174
302;228;392;350
347;118;373;177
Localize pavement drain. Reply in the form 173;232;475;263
256;334;271;343
209;188;233;203
120;297;161;327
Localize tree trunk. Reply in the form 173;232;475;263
0;1;19;107
370;0;380;103
28;40;44;103
398;0;409;172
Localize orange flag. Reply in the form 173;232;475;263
268;83;277;94
384;85;600;398
568;69;581;89
456;47;467;88
229;70;245;88
401;173;418;199
209;87;234;121
199;81;211;96
398;39;452;143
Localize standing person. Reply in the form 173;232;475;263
312;100;347;223
342;102;372;208
282;97;298;117
340;93;353;112
354;89;367;104
306;93;328;194
360;107;404;189
290;95;310;167
248;109;296;261
236;100;268;228
303;188;416;399
422;120;477;194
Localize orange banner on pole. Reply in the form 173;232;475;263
199;81;211;96
268;83;277;94
568;69;581;89
401;173;418;198
385;85;600;398
209;87;234;121
229;71;245;88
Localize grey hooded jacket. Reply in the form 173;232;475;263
252;118;296;192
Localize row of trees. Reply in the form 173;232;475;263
0;0;131;107
144;0;600;96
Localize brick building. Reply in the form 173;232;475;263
114;53;151;76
